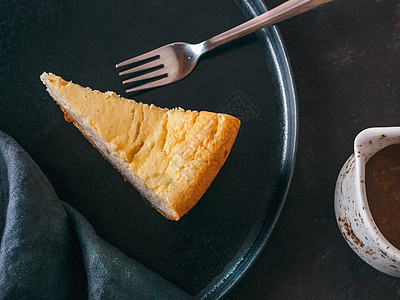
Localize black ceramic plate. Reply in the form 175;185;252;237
0;0;297;298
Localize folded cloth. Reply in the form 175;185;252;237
0;131;189;299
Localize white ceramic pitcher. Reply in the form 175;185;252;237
335;127;400;276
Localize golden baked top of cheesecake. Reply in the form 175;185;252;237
42;73;240;220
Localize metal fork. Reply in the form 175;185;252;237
116;0;332;93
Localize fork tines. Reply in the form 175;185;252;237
116;49;172;93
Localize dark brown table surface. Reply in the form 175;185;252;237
228;0;400;298
1;0;399;298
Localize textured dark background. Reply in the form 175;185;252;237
228;0;400;299
2;0;400;298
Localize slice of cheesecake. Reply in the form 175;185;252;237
40;72;240;220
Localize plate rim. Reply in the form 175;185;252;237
197;0;298;298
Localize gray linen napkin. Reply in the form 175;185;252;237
0;130;189;299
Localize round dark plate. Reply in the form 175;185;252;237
0;0;297;298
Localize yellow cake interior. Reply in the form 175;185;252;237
41;73;240;220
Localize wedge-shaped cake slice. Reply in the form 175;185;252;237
41;72;240;220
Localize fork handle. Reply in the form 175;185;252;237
203;0;332;51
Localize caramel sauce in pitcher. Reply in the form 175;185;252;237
366;144;400;249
